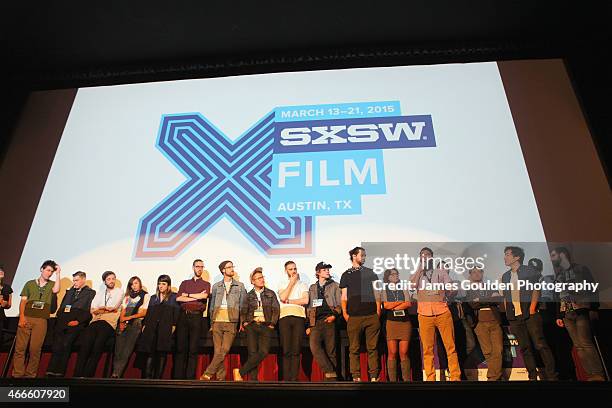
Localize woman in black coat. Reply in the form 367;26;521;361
137;275;179;378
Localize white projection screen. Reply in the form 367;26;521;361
1;59;610;316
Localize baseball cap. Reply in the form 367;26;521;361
315;261;332;271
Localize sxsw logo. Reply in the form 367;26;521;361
274;115;434;153
134;101;435;259
279;121;429;146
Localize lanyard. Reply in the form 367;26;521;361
37;279;47;300
317;282;326;298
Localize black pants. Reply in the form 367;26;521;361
239;323;273;380
173;312;207;379
144;352;168;379
309;319;337;376
279;316;305;381
74;321;115;377
47;325;83;375
509;313;558;380
0;316;6;347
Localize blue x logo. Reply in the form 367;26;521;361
134;112;313;259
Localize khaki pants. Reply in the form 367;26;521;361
205;322;237;380
474;320;504;381
12;317;48;378
418;311;461;381
346;313;380;379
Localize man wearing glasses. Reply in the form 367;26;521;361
200;260;247;380
175;259;211;379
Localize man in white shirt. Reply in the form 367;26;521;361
74;271;123;377
278;261;309;381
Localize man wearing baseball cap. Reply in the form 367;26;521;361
306;262;342;380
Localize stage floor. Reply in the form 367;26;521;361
1;378;610;405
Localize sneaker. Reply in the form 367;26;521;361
324;373;337;381
232;368;243;382
370;377;379;382
352;377;361;382
199;373;212;381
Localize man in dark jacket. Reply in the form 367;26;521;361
501;246;558;381
46;271;96;377
233;268;280;381
551;247;605;381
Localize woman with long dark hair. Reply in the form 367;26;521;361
137;275;179;378
111;276;149;378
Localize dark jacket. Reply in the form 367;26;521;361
501;264;539;320
138;292;179;353
464;289;502;325
242;287;280;326
555;262;599;318
56;286;96;327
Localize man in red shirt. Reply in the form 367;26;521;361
175;259;211;379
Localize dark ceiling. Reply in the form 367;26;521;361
1;0;610;176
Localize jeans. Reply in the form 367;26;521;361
309;319;337;377
509;312;558;380
112;319;142;377
239;323;273;380
279;316;305;380
563;310;605;379
174;312;207;379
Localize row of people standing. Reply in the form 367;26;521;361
422;245;605;382
7;244;606;381
335;245;606;382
